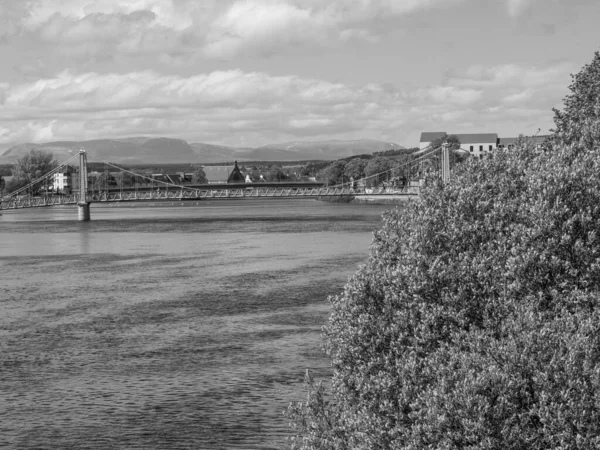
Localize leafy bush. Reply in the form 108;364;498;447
553;51;600;149
287;52;600;449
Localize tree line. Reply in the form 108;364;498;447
314;140;464;187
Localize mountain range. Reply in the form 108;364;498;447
0;137;405;165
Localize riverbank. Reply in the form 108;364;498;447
352;194;417;204
317;194;417;204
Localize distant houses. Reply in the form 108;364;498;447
419;132;549;159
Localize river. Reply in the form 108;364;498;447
0;199;393;449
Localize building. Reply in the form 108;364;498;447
227;161;245;184
203;165;235;184
52;167;75;193
456;133;498;159
419;132;549;159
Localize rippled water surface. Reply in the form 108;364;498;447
0;200;394;449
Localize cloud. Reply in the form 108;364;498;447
3;0;563;65
23;0;198;31
0;61;574;147
10;0;467;61
506;0;537;17
0;69;404;144
203;1;321;58
203;0;465;58
6;0;214;65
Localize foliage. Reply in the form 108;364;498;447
299;163;323;177
5;177;28;195
0;176;4;195
287;51;600;448
10;149;58;195
192;165;208;184
429;133;461;151
552;51;600;149
266;165;288;182
287;137;600;449
364;156;394;186
114;171;135;188
91;172;110;192
373;148;418;157
317;160;347;186
343;158;367;181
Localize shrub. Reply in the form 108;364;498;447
287;135;600;449
287;50;600;449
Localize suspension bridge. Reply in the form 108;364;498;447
0;144;452;220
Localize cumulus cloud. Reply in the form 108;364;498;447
0;69;403;144
10;0;472;61
203;0;465;58
3;0;560;64
23;0;198;31
0;61;573;146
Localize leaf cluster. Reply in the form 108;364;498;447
191;165;208;184
552;51;600;149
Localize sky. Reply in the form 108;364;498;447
0;0;598;149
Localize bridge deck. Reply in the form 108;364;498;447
1;186;417;210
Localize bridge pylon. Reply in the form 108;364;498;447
441;142;450;183
77;148;90;221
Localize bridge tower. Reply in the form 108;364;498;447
78;148;90;221
441;141;450;183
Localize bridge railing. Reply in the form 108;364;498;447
0;184;421;209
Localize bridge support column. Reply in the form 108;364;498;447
78;203;90;221
441;141;450;183
77;148;90;221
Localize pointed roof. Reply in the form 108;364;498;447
203;166;232;183
227;160;245;184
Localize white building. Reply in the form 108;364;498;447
420;132;549;158
52;171;73;193
419;132;498;159
456;133;498;159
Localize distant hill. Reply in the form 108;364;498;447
0;137;197;165
0;138;405;165
190;139;405;162
188;143;254;163
254;139;405;160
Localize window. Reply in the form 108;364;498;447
479;145;483;151
489;145;493;151
470;146;473;152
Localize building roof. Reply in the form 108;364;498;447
227;161;245;184
420;131;447;143
455;133;498;144
203;165;233;183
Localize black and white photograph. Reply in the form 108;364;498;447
1;0;600;448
